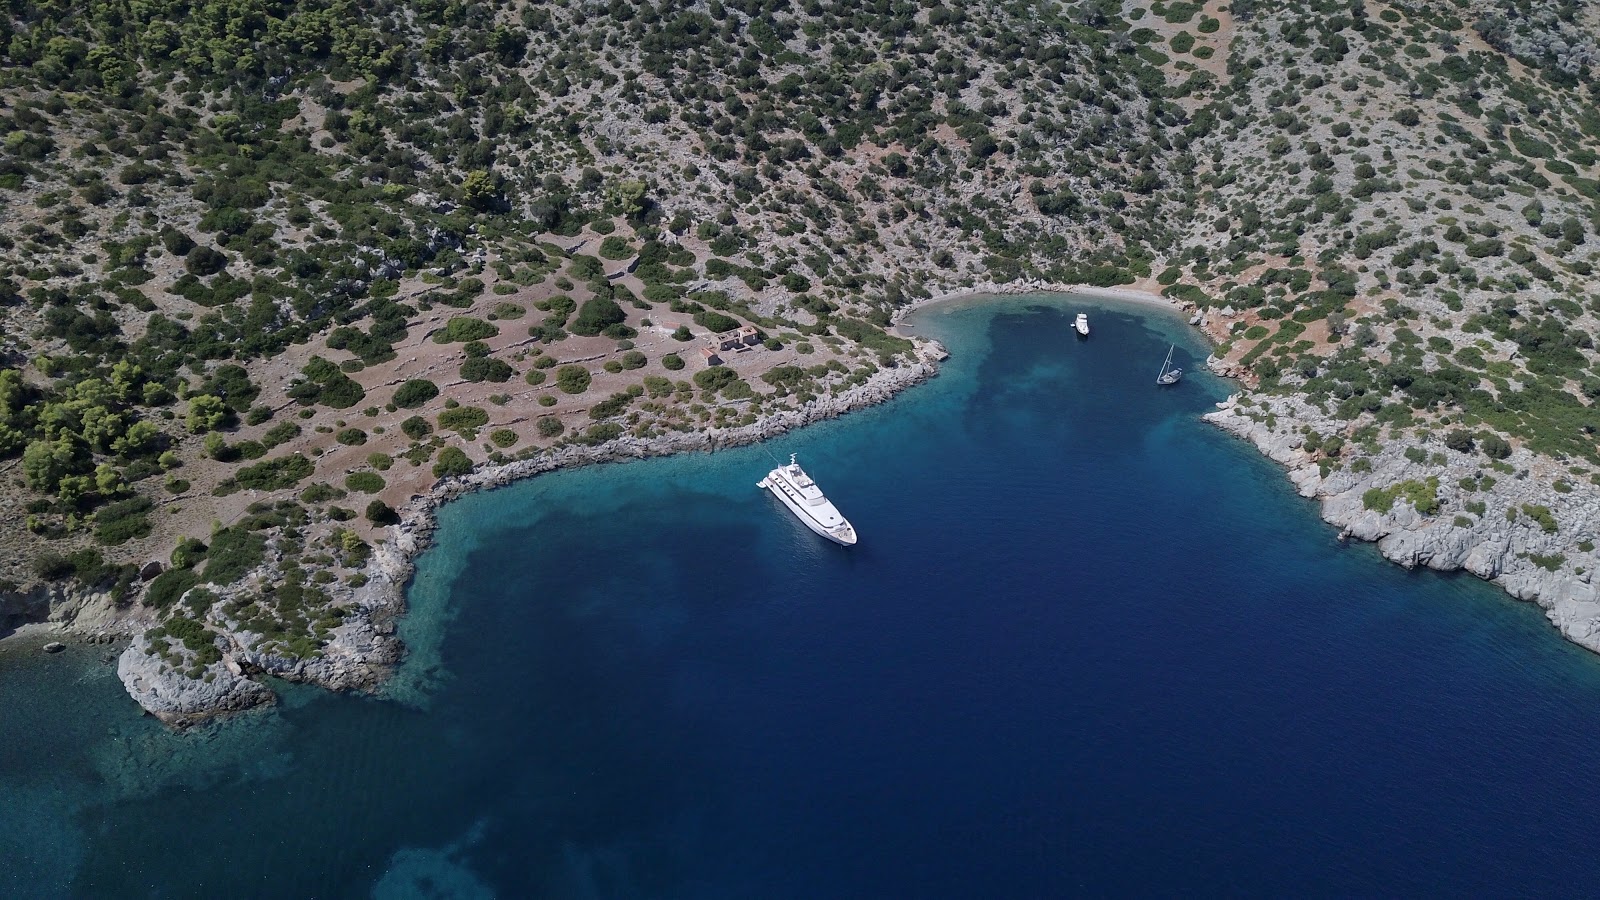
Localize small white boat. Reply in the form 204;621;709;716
758;454;857;546
1074;313;1090;336
1157;343;1183;386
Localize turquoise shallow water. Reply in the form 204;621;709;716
6;294;1600;897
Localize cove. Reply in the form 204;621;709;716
6;293;1600;897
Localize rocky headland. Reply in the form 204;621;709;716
1205;387;1600;653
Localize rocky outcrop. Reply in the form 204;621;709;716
116;539;409;725
232;582;404;692
115;356;939;726
116;635;276;727
0;583;51;636
1205;393;1600;654
0;580;146;640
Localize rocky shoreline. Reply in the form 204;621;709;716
1203;391;1600;654
114;349;945;725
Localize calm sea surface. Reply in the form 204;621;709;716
5;294;1600;897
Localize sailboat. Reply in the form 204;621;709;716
1156;344;1183;386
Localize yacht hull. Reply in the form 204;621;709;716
758;464;857;546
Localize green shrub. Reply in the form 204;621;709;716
300;482;347;503
235;454;314;490
1527;552;1566;572
571;296;626;335
598;236;633;260
569;255;604;279
589;392;635;419
438;406;490;432
695;310;740;333
393;379;439;408
203;527;267;585
575;423;623;445
662;353;685;370
336;428;367;446
1521;503;1558;534
490;429;518;447
461;357;514;382
145;568;199;609
434;317;500;343
365;500;399;525
345;472;385;494
261;421;301;449
537;417;564;438
94;499;153;545
401;416;433;439
525;369;547;386
288;357;365;409
433;446;473;477
556;365;592;394
694;366;741;394
1363;478;1440;515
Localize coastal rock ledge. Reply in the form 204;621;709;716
1204;393;1600;654
117;356;939;726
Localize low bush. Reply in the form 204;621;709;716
365;500;399;525
433;317;500;343
235;454;314;490
345;472;385;494
461;357;514;382
204;527;267;585
433;446;473;477
145;568;199;609
392;379;439;408
300;482;347;503
438;406;489;432
556;365;592;394
94;496;153;545
571;297;626;336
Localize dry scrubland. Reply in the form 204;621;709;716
2;0;1600;714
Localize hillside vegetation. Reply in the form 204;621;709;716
3;0;1600;674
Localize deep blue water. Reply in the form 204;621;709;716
6;293;1600;897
